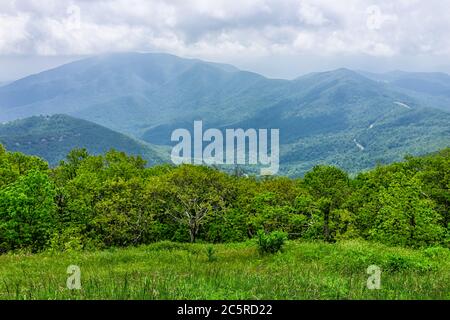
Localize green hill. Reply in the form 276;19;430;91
0;114;167;166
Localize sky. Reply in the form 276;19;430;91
1;0;450;81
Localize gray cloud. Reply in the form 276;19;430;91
0;0;449;79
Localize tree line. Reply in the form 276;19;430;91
0;144;448;253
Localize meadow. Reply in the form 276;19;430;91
0;240;448;300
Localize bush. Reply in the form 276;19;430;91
422;246;449;259
47;226;84;253
384;253;434;272
206;245;217;262
257;230;288;254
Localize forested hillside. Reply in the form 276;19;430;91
1;53;449;175
0;144;448;253
0;114;167;166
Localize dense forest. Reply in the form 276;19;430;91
0;143;449;254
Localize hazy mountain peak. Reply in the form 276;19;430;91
296;67;372;83
323;68;372;80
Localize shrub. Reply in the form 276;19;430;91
206;245;217;262
257;230;288;254
47;226;84;253
384;253;434;272
422;246;449;259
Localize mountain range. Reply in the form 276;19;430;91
0;52;449;176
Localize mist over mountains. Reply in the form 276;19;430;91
0;52;449;176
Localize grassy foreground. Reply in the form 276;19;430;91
0;240;449;300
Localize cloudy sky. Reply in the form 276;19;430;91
1;0;450;81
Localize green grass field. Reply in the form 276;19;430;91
0;240;449;300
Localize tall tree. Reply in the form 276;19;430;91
151;165;231;243
303;165;350;242
0;170;56;252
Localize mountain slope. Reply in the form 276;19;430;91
141;67;450;175
0;52;285;136
0;54;449;175
280;107;450;176
0;114;167;166
143;68;421;144
358;70;450;112
220;69;450;175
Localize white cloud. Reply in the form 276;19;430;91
0;13;30;54
297;1;329;26
366;5;397;31
0;0;449;77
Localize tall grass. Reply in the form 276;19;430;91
0;240;448;300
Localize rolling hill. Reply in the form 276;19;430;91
0;114;167;166
0;53;449;175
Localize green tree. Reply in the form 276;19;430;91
303;165;351;242
0;145;48;189
93;177;156;246
151;165;232;243
369;173;445;247
0;170;56;252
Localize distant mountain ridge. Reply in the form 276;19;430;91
358;70;450;112
0;53;449;175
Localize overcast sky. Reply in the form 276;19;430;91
1;0;450;81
